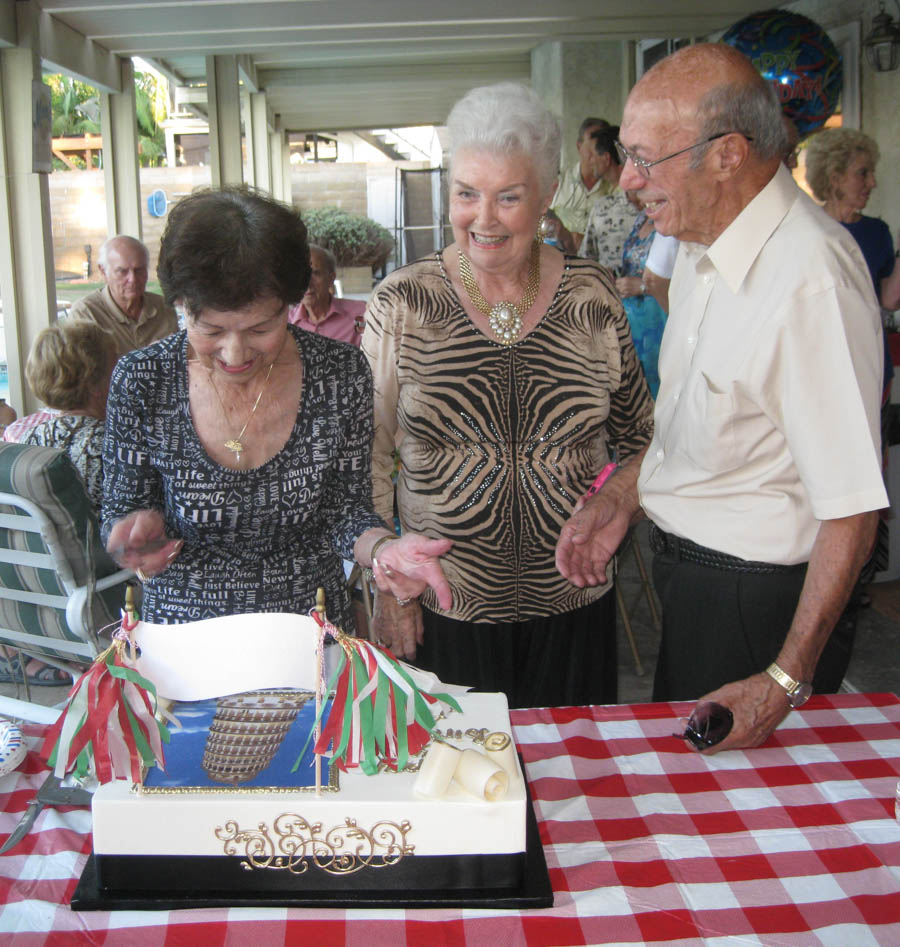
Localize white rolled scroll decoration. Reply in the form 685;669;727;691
413;741;461;798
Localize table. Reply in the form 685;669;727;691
2;693;899;945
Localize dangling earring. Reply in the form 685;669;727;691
538;214;554;243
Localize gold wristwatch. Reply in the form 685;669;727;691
766;662;812;708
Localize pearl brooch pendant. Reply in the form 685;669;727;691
488;303;522;345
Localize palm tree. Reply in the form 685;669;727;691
44;70;169;170
46;75;100;138
134;70;167;167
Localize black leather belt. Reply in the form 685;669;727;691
648;523;801;575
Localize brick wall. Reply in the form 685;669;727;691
49;165;211;277
290;162;368;216
49;161;373;277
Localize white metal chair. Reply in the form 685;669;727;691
0;442;135;723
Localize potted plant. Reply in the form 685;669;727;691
301;207;394;292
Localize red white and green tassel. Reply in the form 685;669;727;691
294;610;461;776
42;604;170;784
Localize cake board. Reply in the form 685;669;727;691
70;770;553;911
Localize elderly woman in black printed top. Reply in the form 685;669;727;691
21;321;117;518
0;321;118;688
102;186;450;628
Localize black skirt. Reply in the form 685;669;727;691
416;593;617;709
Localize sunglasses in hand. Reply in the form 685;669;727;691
673;701;734;750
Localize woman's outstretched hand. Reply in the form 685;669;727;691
106;510;184;579
371;533;453;610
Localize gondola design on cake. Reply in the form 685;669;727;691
202;689;314;785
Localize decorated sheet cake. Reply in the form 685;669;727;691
45;601;546;906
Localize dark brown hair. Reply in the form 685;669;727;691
158;185;311;316
591;125;621;165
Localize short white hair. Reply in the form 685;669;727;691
447;82;561;195
98;235;149;269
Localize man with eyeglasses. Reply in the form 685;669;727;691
557;43;885;752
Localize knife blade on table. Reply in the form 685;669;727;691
0;773;92;854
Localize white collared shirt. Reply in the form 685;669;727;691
639;166;887;564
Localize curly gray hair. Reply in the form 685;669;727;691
446;82;561;195
805;128;879;202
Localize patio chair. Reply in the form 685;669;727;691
0;441;134;724
615;521;662;677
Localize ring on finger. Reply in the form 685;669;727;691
136;568;149;582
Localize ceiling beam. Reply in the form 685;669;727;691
34;4;123;92
262;59;531;131
259;59;530;91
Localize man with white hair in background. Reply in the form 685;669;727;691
68;234;178;358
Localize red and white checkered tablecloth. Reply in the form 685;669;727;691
1;693;899;945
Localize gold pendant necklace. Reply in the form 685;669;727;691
209;360;275;464
458;239;541;345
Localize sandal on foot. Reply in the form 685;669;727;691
0;657;23;685
0;656;73;687
25;662;73;686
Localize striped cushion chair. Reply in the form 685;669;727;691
0;441;134;721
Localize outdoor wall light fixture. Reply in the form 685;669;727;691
863;0;900;71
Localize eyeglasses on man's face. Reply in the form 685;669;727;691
615;132;754;179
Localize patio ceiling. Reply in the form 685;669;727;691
33;0;783;131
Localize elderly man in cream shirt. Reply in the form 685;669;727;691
557;43;886;753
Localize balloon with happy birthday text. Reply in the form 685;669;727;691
722;9;842;137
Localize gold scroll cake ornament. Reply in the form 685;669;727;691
216;814;413;875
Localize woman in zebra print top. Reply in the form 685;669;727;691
363;84;654;708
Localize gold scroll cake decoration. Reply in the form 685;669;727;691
216;814;414;874
376;726;509;775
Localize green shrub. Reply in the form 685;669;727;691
302;206;394;268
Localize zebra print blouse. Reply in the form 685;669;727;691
363;253;654;624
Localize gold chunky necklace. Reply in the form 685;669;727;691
208;360;276;464
458;240;541;345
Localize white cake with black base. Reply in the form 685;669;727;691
72;613;549;909
87;690;537;905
